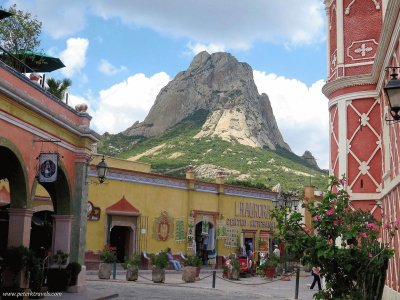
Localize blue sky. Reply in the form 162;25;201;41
2;0;329;170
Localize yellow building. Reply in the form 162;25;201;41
85;154;277;268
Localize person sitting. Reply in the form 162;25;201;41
166;248;182;271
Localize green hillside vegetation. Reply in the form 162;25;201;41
98;109;328;193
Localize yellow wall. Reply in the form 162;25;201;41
86;160;276;258
86;155;276;255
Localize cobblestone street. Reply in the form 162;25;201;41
45;270;318;300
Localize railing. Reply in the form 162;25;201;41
0;45;35;74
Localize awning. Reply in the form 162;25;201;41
106;196;141;216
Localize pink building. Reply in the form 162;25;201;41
323;1;400;298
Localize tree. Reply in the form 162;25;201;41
0;4;42;54
46;78;72;100
272;176;398;300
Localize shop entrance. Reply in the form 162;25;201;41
110;226;131;262
195;221;215;265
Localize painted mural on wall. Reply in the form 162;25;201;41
216;220;227;239
152;211;174;241
87;201;101;221
175;217;185;242
187;216;195;251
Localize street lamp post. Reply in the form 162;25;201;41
273;192;299;274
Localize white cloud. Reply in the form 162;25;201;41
91;72;170;134
98;59;127;75
186;42;226;56
91;0;325;49
253;71;329;169
59;38;89;77
6;0;88;39
8;0;325;49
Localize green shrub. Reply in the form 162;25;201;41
150;251;168;269
66;262;82;285
100;248;117;263
124;254;141;267
53;250;69;269
183;255;201;267
260;254;279;269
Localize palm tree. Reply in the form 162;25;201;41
46;78;71;100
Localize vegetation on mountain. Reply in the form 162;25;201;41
98;110;328;193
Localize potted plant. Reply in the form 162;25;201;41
2;246;31;296
182;255;201;282
98;247;117;280
228;257;240;280
261;254;279;279
125;254;141;281
222;260;230;278
28;254;45;299
150;251;168;283
47;250;69;292
66;262;82;286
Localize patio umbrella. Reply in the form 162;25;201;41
0;50;65;73
0;9;13;20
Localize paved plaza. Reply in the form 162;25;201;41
45;269;318;300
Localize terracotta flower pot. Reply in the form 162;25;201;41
264;267;275;279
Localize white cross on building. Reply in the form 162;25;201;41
355;43;373;57
331;54;337;67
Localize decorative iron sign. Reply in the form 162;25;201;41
38;153;58;183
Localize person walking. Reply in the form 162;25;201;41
273;245;280;258
310;266;322;290
166;248;182;271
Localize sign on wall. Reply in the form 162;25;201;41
152;211;174;241
224;227;238;248
87;201;101;221
38;153;58;183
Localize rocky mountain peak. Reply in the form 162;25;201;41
122;51;290;151
302;150;319;168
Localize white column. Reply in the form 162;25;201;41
336;0;344;66
338;99;348;178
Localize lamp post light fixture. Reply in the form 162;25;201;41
272;191;300;275
96;155;108;184
384;67;400;124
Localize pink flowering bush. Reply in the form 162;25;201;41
272;176;397;300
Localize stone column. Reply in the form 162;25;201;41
7;208;34;247
52;215;73;256
70;155;90;264
6;208;34;288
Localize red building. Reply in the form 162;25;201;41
323;1;399;298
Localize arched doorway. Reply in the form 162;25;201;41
195;221;215;265
110;226;132;262
0;144;29;250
